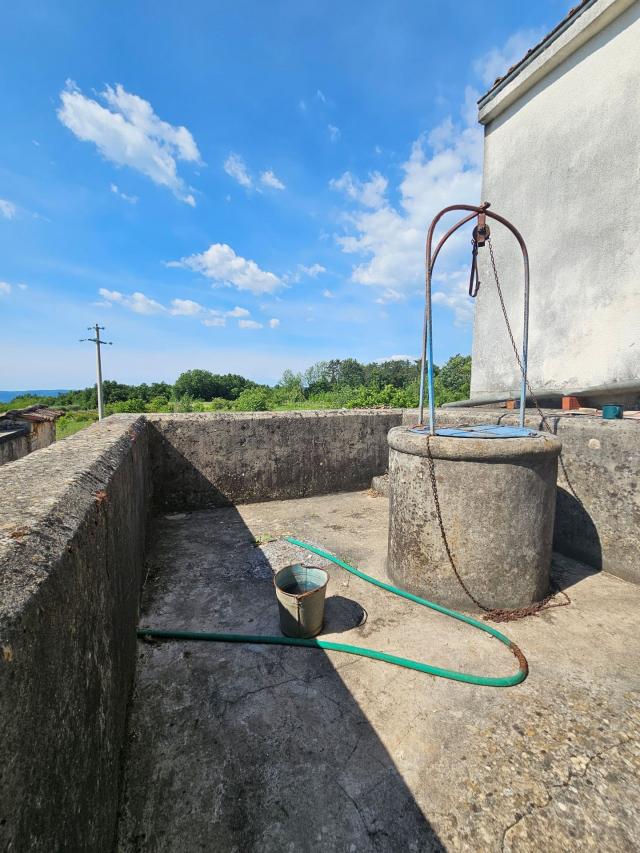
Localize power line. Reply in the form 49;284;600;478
79;324;113;420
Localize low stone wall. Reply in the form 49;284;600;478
0;429;29;465
148;410;403;510
0;416;151;852
401;408;640;585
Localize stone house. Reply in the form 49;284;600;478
0;405;62;465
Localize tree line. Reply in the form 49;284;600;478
2;355;471;436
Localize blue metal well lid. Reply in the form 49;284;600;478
409;424;539;439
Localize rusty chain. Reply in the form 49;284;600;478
421;234;574;623
486;236;582;506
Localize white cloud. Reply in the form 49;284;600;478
260;169;285;190
202;313;226;327
330;171;388;210
284;262;328;285
226;306;250;318
328;124;341;142
0;281;28;296
268;318;280;328
170;298;202;316
170;243;282;295
110;183;138;204
239;319;263;329
474;28;545;88
332;86;482;301
328;31;534;315
316;89;327;103
298;263;326;278
223;158;285;192
375;287;405;304
322;288;334;299
224;152;252;188
127;293;166;314
376;354;417;363
98;287;165;315
0;199;17;219
432;268;476;327
57;81;200;205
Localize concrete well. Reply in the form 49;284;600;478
386;426;562;611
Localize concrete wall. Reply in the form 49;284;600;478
0;407;637;847
148;410;403;510
404;408;640;584
0;430;29;465
472;0;640;402
0;416;151;852
0;421;57;466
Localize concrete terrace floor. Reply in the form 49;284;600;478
117;491;640;852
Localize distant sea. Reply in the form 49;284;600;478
0;390;69;403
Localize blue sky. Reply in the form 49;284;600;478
1;0;571;388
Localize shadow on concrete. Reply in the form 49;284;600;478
118;465;445;850
148;424;235;511
323;594;368;633
552;486;602;588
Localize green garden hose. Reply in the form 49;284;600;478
137;536;528;688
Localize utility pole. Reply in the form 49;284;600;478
80;325;113;420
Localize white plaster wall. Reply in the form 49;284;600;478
471;2;640;398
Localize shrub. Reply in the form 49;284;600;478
233;387;271;411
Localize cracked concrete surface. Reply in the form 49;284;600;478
117;491;640;852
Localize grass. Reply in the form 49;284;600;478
56;411;99;440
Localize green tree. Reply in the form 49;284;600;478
173;370;218;401
337;358;365;388
436;354;471;403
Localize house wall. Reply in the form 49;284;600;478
28;419;56;451
471;0;640;402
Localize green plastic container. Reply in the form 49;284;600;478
602;404;624;419
273;564;329;638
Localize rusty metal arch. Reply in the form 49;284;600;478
418;202;530;432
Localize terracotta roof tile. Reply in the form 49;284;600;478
0;405;64;423
484;0;593;95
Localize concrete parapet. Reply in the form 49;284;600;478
0;415;151;852
147;410;403;510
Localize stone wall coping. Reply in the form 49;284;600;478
0;415;145;624
388;425;562;462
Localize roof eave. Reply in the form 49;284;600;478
477;0;634;126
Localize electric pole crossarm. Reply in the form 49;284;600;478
79;324;113;421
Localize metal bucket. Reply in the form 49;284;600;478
273;564;329;638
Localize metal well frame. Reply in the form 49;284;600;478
418;202;530;432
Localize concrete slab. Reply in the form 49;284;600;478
117;491;640;852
